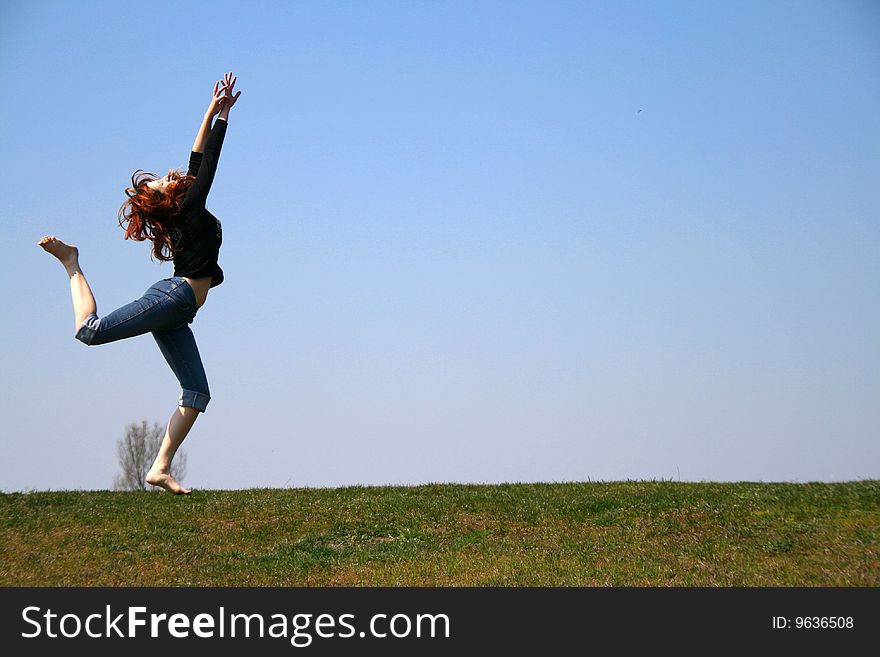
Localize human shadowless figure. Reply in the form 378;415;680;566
39;72;242;494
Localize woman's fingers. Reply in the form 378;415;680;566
213;72;239;108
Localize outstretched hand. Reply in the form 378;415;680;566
219;71;241;113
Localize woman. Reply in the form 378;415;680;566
38;72;242;495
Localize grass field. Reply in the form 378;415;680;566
1;481;878;586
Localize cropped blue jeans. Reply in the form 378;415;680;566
74;277;211;412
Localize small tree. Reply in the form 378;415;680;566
113;420;187;491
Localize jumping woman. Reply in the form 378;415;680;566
38;72;242;495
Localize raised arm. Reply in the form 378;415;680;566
183;117;227;209
193;81;226;152
186;80;226;177
183;73;241;208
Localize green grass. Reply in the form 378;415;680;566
1;481;878;586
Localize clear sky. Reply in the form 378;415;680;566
1;0;877;491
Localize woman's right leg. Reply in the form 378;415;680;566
38;236;97;331
146;406;199;495
147;324;210;495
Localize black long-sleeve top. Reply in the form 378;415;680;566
171;117;227;287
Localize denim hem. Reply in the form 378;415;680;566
180;389;210;413
74;313;99;345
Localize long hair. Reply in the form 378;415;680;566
118;169;194;261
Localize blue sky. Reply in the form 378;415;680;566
1;0;878;491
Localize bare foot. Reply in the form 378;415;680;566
38;235;79;268
146;470;192;495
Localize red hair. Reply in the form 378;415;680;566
118;169;194;261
